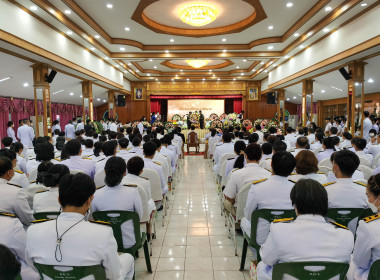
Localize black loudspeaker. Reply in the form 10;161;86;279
45;70;57;83
117;94;126;107
339;67;351;80
267;92;276;104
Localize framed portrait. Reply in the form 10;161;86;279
249;88;259;100
134;88;143;100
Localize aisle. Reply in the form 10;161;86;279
136;156;252;280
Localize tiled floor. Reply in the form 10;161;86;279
136;156;253;280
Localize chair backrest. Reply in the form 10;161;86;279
141;168;162;202
92;210;142;253
235;182;252;221
359;157;371;167
33;212;60;220
318;158;332;169
313;147;323;155
318;166;331;175
357;165;373;180
34;263;106;280
28;168;38;183
188;132;198;143
219;153;236;167
154;159;168;181
70;170;84;175
326;208;373;229
272;262;349;280
208;139;219;156
219;155;236;179
94;169;105;188
368;259;380;280
132;183;149;222
372;153;380;169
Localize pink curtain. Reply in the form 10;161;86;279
297;102;319;120
233;98;242;113
150;99;161;114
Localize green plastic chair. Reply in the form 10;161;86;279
240;209;296;270
326;208;373;231
14;274;22;280
33;212;60;220
272;262;349;280
34;264;105;279
368;259;380;280
92;210;152;273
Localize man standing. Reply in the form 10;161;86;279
7;121;17;143
109;119;118;132
199;110;205;129
64;120;76;140
17;119;34;148
187;111;192;129
324;118;332;136
76;119;84;131
84;119;92;134
363;111;372;140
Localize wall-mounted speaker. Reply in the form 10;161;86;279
45;70;57;83
267;92;277;104
117;94;126;107
338;67;351;80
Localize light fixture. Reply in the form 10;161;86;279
294;33;299;37
240;73;244;76
267;45;274;50
125;27;130;31
175;75;178;77
70;92;74;96
156;79;158;81
236;66;239;69
154;66;157;69
293;96;296;99
243;59;247;62
269;62;273;65
264;70;268;73
323;28;330;32
202;78;205;81
165;50;169;53
330;86;343;91
120;47;125;51
361;3;368;6
30;6;37;11
106;4;113;8
284;55;289;59
149;59;153;62
124;71;127;73
52;89;64;95
355;82;360;86
217;78;220;81
95;35;100;39
67;31;73;35
209;69;212;72
127;63;131;66
268;25;274;30
187;78;189;81
299;45;305;49
178;3;218;27
222;38;227;42
103;100;106;102
180;70;183;72
286;2;293;8
97;98;100;101
104;57;109;60
307;31;313;37
325;6;332;11
90;47;95;50
64;10;71;14
321;90;325;93
170;39;174;42
185;59;210;68
260;62;264;65
23;83;29;87
368;78;374;83
171;79;174;81
0;77;11;83
80;95;83;98
147;74;151;76
286;98;290;101
136;70;139;72
273;64;277;67
233;78;236;81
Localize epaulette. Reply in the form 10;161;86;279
264;168;272;173
14;169;23;174
316;172;325;174
97;158;105;162
83;157;92;160
30;181;36;184
266;158;271;160
7;182;22;188
127;147;132;150
288;179;297;184
354;181;366;187
124;184;137;188
318;150;323;153
90;220;111;226
329;221;348;229
323;182;336;187
362;214;380;223
54;157;62;162
29;158;35;160
36;190;48;194
231;168;239;173
0;212;16;218
31;219;52;224
273;218;294;223
290;173;296;175
140;176;149;180
153;161;162;166
19;155;24;158
253;178;267;184
96;185;105;190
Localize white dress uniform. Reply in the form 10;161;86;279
154;152;171;177
241;175;295;245
0;215;39;280
0;178;34;226
17;124;34;148
347;214;380;280
122;173;156;213
284;133;297;147
160;146;177;172
259;158;272;171
92;184;143;248
225;156;247;179
17;154;27;174
356;150;373;166
9;170;29;189
143;158;169;195
316;148;335;162
61;156;95;178
363;117;372;140
255;130;264;143
137;122;144;134
310;141;322;151
81;148;94;158
26;212;135;280
26;159;60;175
326;170;364;183
52;124;61;132
368;144;380;157
7;126;17;142
75;122;84;131
110;122;118;132
223;163;271;206
288;172;327;185
307;133;316;144
339;139;352;149
291;148;307;157
325;122;332;133
123;152;144;164
64;123;75;139
257;215;354;280
117;149;130;161
102;122;107;131
260;154;272;162
213;142;235;175
33;187;60;213
127;146;144;155
95;155;114;174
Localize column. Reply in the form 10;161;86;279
108;90;116;119
277;89;285;123
347;61;365;136
302;79;313;126
32;64;51;137
81;81;94;122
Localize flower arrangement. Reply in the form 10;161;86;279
216;128;223;134
152;121;163;128
251;118;281;134
190;112;199;121
210;120;222;128
164;122;174;130
209;113;219;120
142;121;151;128
223;119;233;128
172;114;182;122
242;119;252;127
219;113;227;121
132;121;140;128
228;113;238;120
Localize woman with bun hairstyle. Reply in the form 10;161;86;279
33;164;70;213
225;140;247;180
91;156;143;249
316;137;336;162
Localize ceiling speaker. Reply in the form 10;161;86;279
45;70;57;83
338;67;351;80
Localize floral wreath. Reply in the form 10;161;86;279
142;121;151;128
223;119;233;128
172;114;182;121
209;113;219;120
165;122;174;130
227;113;238;120
219;113;227;121
210;120;222;128
132;121;140;128
152;121;163;128
190;113;199;121
242;119;252;127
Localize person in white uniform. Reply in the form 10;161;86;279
310;132;324;151
291;136;308;157
324;117;333;135
17;119;34;148
7;121;17;143
259;140;287;171
257;179;354;280
52;120;61;132
160;135;177;173
352;137;373;166
137;122;144;135
64;120;76;140
241;151;296;246
252;124;264;144
109;119;118;132
317;137;336;162
117;138;131;161
75;119;84;131
363;111;372;141
223;144;271;217
95;141;117;174
339;131;353;149
12;142;27;174
306;128;315;144
92;156;143;250
100;119;107;131
26;172;135;280
225;141;247;179
81;139;94;158
213;132;235;176
33;164;70;213
347;174;380;280
0;156;34;226
0;149;29;189
284;127;297;147
61;139;95;178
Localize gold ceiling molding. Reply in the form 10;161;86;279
147;81;246;91
161;59;234;70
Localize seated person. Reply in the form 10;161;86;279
213;132;234;176
0;244;22;279
316;137;336;162
352;137;373;166
187;125;198;140
288;150;328;185
310;132;324;151
26;142;57;174
225;141;247;180
92;156;143;249
348;174;380;280
291;136;309;157
2;137;12;149
339;132;353;149
89;141;105;162
0;149;29;189
61;139;95;178
81;139;94;158
258;179;354;280
260;143;273;162
33;164;70;213
11;142;27;174
25;161;53;208
95;141;117;174
26;172;135;280
127;137;144;155
117;138;130;160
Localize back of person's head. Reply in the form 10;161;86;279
255;124;261;131
353;137;366;150
58;131;65;137
296;137;309;148
315;132;324;143
0;156;12;177
93;141;103;157
249;133;259;143
127;156;144;176
118;138;129;149
234;131;239;138
65;139;81;156
290;179;328;216
104;156;125;187
92;132;98;139
0;244;21;280
162;135;171;146
132;136;142;147
222;132;232;143
86;119;90;124
261;142;273;155
272;140;287;153
228;126;234;133
342;132;352;140
36;161;54;184
126;127;133;134
364;111;370;117
54;129;60;136
211;129;217;137
98;135;107;142
44;136;51;143
238;132;245;139
272;151;296;176
108;131;117;140
56;137;65;151
322;137;335;150
1;137;12;147
84;139;94;149
244;143;262;161
43;164;70;187
330;127;338;135
7;121;13;127
35;142;55;161
35;137;47;147
102;141;117;157
234;141;247;169
59;173;95;208
153;138;161;150
142;135;151;143
332;150;359;177
191;125;195;130
10;142;23;154
143;141;157;157
0;148;16;163
267;135;278;145
116;132;124;140
268;127;277;134
295;150;318;175
367;174;380;197
286;126;293;134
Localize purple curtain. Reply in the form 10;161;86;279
296;102;318;120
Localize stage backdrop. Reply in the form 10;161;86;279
168;99;225;120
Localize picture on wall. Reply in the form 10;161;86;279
249;88;259;100
135;88;143;100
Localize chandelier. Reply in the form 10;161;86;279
185;59;210;68
178;3;218;27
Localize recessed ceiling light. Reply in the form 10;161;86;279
243;59;247;62
236;66;239;69
202;78;205;81
267;46;274;50
323;28;330;33
70;92;74;96
268;25;274;30
368;78;374;83
149;59;153;62
325;6;332;11
79;95;82;98
95;35;100;39
355;82;360;86
124;71;127;73
260;62;264;65
269;62;273;65
106;4;113;8
273;64;277;67
330;86;343;91
180;70;183;72
136;70;139;72
209;70;212;72
187;78;189;81
170;39;174;42
90;47;95;50
23;83;28;87
30;6;37;11
103;100;106;102
223;49;227;53
171;79;174;81
104;57;109;60
222;38;227;42
120;47;125;51
175;74;178;77
97;98;100;101
286;98;290;101
52;89;64;95
125;27;130;31
294;33;299;37
307;32;313;37
165;50;169;53
233;78;236;81
154;66;157;69
299;45;305;49
321;90;325;93
293;96;296;99
147;74;151;76
212;74;215;77
67;31;73;35
264;70;268;73
64;10;71;14
156;79;158;81
361;3;368;6
286;2;293;8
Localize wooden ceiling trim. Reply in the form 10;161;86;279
111;52;282;59
160;60;234;70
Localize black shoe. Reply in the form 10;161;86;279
147;233;151;242
157;205;164;211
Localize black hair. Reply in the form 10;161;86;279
142;135;151;143
222;132;232;143
233;141;247;169
118;138;129;149
286;127;293;134
84;139;94;149
7;121;13;127
43;164;70;187
127;156;145;175
65;139;82;156
364;111;370;117
211;129;217;137
153;138;161;149
1;137;12;147
35;137;47;147
93;141;103;157
249;133;259;143
54;129;60;136
10;142;23;154
126;127;133;135
268;127;277;134
60;145;70;161
255;124;261;130
102;141;117;157
161;135;172;146
35;142;55;162
56;137;66;151
296;137;309;148
272;151;296;176
330;127;338;135
273;140;287;153
267;135;278;146
342;132;352;140
191;125;195;130
108;131;117;140
332;150;360;177
0;149;16;161
44;136;51;142
245;143;262;161
0;157;12;177
132;137;142;147
58;131;65;137
315;132;324;143
59;173;95;208
92;132;98;139
353;137;367;150
143;141;157;157
261;143;273;155
98;135;107;142
322;137;335;150
36;161;54;185
368;174;380;197
290;179;328;216
104;156;126;187
0;244;21;280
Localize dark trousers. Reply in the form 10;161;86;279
200;121;204;129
